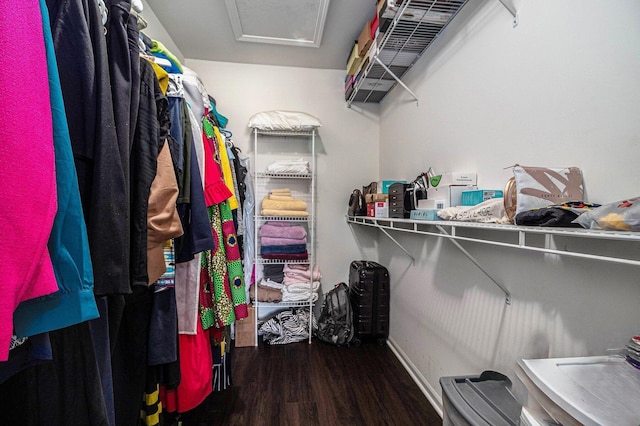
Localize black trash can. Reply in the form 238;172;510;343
440;370;522;426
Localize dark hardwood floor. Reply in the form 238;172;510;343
176;340;442;425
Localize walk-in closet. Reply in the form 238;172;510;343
2;0;640;424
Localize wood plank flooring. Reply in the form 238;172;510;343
176;340;443;425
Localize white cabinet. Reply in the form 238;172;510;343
252;129;317;344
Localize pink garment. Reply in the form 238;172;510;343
260;236;307;246
0;0;59;360
264;221;294;227
283;264;322;280
259;223;307;239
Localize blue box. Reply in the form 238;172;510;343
461;190;503;206
381;180;406;194
410;209;442;221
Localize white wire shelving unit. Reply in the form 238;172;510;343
345;0;523;105
347;215;640;304
347;0;469;106
252;128;317;345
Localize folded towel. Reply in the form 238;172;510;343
259;224;307;239
264;273;284;283
261;252;308;261
283;264;321;281
262;264;285;283
282;281;320;293
270;188;291;194
263;263;285;274
261;244;307;255
283;271;321;286
281;287;319;302
264;221;292;227
262;197;307;212
268;194;294;201
283;263;311;270
284;276;312;286
261;236;307;246
250;283;282;303
266;161;310;174
261;209;309;217
258;278;284;290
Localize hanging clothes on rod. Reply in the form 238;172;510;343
1;1;250;423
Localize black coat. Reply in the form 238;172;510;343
47;0;130;296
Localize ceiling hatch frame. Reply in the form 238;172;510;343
224;0;330;48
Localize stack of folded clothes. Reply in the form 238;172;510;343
282;264;321;302
261;188;309;217
249;264;285;303
250;278;283;303
266;159;310;174
263;264;284;282
259;221;308;260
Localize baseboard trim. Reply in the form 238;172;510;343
387;337;443;418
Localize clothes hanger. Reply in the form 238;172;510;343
135;13;148;30
131;0;143;13
97;0;107;25
140;53;172;68
128;0;147;30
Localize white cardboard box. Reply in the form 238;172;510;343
375;201;389;218
427;185;477;209
433;172;477;187
417;199;437;210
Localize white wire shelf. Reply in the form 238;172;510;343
253;127;316;345
253;300;315;308
252;129;317;137
347;0;469;105
347;215;640;305
347;215;640;265
256;215;312;222
256;172;313;179
256;256;311;265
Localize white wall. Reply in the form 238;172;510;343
140;0;185;63
374;0;640;412
185;59;380;291
143;0;640;415
142;1;380;299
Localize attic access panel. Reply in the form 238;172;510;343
225;0;330;48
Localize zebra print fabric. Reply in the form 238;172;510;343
258;308;317;345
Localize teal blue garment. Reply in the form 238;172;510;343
13;0;99;337
209;100;228;128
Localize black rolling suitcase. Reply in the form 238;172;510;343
348;260;390;346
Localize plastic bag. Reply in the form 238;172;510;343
572;197;640;231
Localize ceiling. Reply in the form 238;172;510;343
144;0;375;70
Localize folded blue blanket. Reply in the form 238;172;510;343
260;244;307;255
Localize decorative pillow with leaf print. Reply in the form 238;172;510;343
512;165;585;216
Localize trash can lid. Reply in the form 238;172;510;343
440;370;522;426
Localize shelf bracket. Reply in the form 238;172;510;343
379;227;416;264
436;225;511;305
374;57;419;106
497;0;519;27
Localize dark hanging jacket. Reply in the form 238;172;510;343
129;59;167;287
46;0;130;295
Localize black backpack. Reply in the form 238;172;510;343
315;282;354;346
